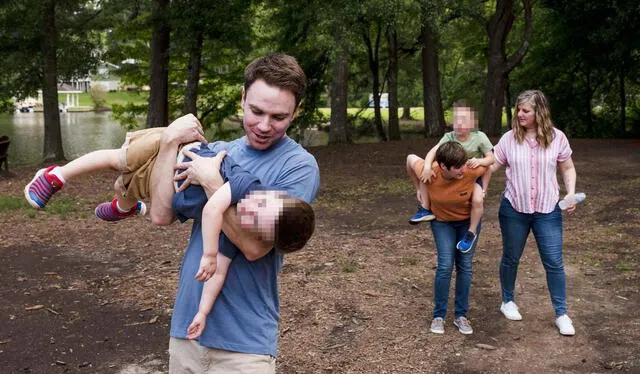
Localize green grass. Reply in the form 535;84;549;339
341;261;358;273
0;195;30;212
405;257;418;266
0;195;80;219
58;91;148;109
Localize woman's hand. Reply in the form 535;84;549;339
563;193;578;213
174;150;227;193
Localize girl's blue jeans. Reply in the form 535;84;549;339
498;197;567;317
430;219;480;319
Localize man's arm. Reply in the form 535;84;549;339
150;114;206;226
196;182;232;282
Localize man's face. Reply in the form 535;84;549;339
440;164;465;180
241;79;297;150
452;106;476;137
236;191;286;241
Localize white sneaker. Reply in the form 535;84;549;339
555;314;575;336
500;301;523;321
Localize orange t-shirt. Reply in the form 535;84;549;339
427;162;487;221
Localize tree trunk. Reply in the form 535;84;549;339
329;43;350;144
147;0;171;128
585;71;595;137
41;0;64;162
420;18;445;137
504;79;512;129
387;27;400;140
182;28;203;116
618;67;626;136
481;0;533;136
401;106;412;120
363;24;387;141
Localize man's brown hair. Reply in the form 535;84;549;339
274;198;315;253
435;141;467;169
244;53;307;108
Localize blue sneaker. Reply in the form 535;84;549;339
456;231;477;254
409;207;435;224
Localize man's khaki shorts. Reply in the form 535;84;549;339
168;337;276;374
116;127;164;200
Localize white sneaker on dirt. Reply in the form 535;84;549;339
430;317;444;334
555;314;575;336
500;301;523;321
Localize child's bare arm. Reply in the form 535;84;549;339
467;150;496;169
420;144;440;183
187;254;232;340
196;183;232;282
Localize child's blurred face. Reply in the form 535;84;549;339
236;191;286;240
452;106;477;137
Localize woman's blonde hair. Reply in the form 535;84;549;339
511;90;555;148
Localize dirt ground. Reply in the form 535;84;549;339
1;138;639;373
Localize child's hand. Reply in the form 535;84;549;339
195;254;217;282
187;312;207;340
466;158;480;168
420;166;435;184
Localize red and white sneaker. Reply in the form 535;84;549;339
24;165;64;209
95;198;147;222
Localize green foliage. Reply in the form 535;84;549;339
111;103;147;130
90;84;108;109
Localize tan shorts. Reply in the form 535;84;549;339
115;127;164;200
168;337;276;374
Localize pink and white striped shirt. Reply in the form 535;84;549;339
494;128;572;214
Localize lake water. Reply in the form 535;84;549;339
0;112;129;167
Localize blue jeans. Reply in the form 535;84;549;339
498;197;567;316
430;219;480;319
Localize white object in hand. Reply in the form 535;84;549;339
558;192;586;210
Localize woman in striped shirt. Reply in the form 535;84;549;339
485;90;579;336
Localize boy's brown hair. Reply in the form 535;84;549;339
244;53;307;108
274;198;315;253
435;141;467;169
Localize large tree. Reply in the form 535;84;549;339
475;0;533;135
0;0;101;161
146;0;170;128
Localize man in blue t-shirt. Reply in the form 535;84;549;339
150;53;320;373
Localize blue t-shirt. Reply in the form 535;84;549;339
170;136;320;356
172;147;267;223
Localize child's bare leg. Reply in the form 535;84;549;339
406;154;430;209
112;178;138;211
57;149;122;181
469;183;484;234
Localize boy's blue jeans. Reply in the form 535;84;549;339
430;219;480;319
498;197;567;317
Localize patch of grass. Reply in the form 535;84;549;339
46;197;79;216
405;257;418;266
616;263;631;272
372;179;413;196
341;261;358;273
0;195;30;212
